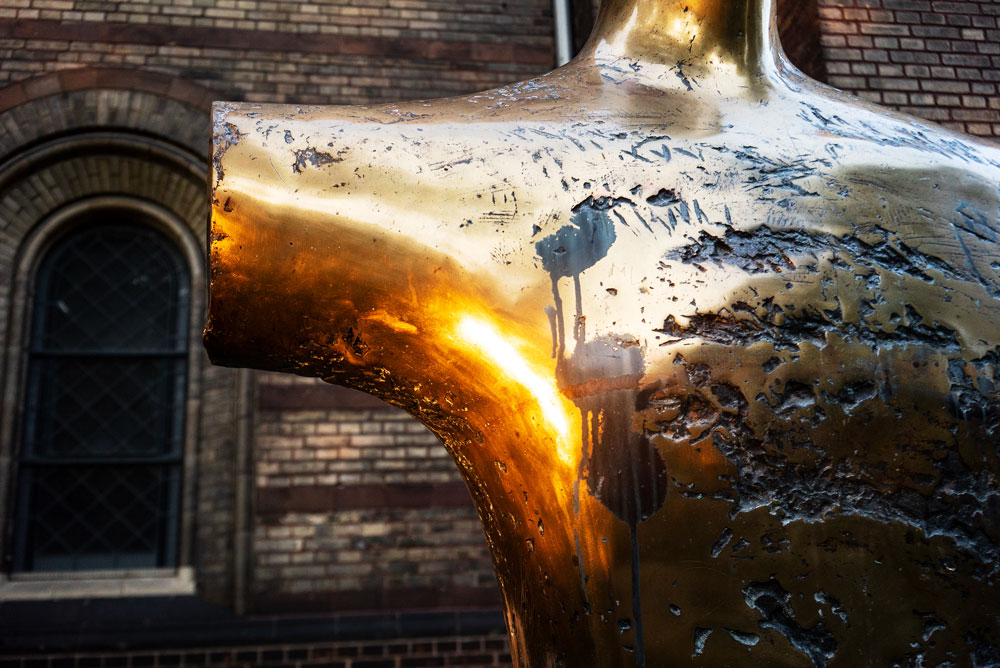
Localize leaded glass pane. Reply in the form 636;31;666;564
23;357;186;459
12;220;188;573
36;225;188;352
16;465;179;571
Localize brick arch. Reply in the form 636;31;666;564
0;76;243;607
0;66;215;115
0;77;211;303
0;70;213;161
0;134;208;246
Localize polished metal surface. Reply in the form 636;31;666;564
205;1;1000;665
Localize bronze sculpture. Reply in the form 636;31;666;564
204;0;1000;665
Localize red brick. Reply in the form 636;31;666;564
819;0;999;139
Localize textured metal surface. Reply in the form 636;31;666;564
205;1;1000;665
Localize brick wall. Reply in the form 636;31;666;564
0;0;552;44
255;403;452;492
251;374;498;613
0;634;513;668
0;82;243;605
252;507;496;612
0;0;554;106
817;0;1000;139
195;360;242;604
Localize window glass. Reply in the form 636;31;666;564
11;222;189;572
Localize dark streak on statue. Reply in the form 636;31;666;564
536;195;668;668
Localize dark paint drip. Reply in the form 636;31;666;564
572;402;591;614
536;196;669;666
630;524;645;668
573;529;590;614
535;197;619;280
549;279;567;361
570;343;667;525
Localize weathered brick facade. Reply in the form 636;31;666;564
818;0;1000;137
251;381;496;612
0;0;553;105
0;634;514;668
1;0;998;664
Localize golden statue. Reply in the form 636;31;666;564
204;0;1000;665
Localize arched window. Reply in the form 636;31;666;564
11;221;190;572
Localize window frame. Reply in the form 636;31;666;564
0;196;205;599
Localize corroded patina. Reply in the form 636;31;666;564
205;0;1000;665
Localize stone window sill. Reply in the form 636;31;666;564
0;567;195;600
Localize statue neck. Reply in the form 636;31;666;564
583;0;778;78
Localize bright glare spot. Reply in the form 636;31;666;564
222;175;445;234
668;17;698;42
457;316;572;464
364;310;418;334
